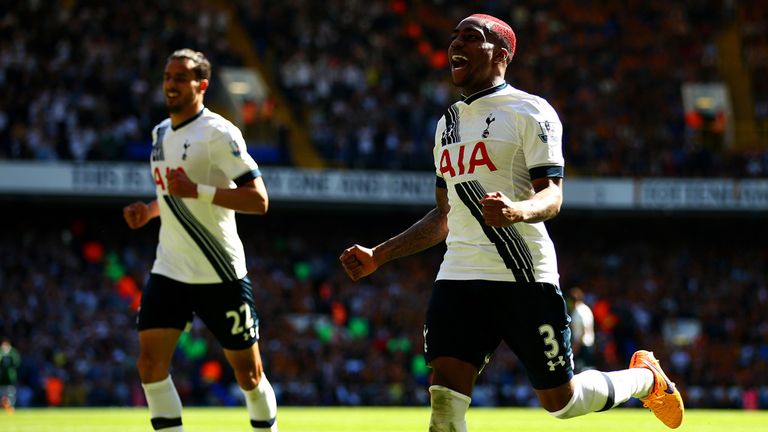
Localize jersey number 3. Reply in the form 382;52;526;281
538;324;560;358
539;324;567;371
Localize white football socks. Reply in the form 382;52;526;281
550;368;654;419
429;385;471;432
242;374;278;431
142;375;184;431
608;367;655;399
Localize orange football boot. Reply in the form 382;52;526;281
629;350;684;428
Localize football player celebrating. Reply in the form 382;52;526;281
340;14;683;430
123;49;276;432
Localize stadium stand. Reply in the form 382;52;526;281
0;1;244;162
234;0;767;175
1;202;766;409
0;0;766;412
739;0;768;174
1;0;766;175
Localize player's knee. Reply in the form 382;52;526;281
429;357;478;396
233;366;263;391
536;381;574;414
136;356;169;383
547;392;580;419
540;394;573;413
546;375;598;420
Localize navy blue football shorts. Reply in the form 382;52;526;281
424;279;574;390
137;273;260;350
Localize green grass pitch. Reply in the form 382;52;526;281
2;406;766;431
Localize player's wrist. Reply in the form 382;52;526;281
370;246;382;268
196;184;216;203
372;244;393;269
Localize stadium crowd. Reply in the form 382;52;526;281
741;0;768;155
1;0;766;414
1;203;766;410
2;0;767;175
0;0;243;162
240;0;756;176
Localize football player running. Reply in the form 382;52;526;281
123;49;277;432
340;14;683;431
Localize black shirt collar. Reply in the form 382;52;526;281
461;82;508;105
171;107;205;131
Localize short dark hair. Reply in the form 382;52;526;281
168;49;211;81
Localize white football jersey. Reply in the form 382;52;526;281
149;108;260;284
433;83;564;285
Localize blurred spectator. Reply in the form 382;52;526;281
1;337;22;413
567;287;596;373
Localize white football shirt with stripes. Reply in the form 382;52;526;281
433;83;564;285
148;107;261;284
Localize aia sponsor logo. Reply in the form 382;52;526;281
438;141;497;178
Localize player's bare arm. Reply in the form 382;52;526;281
340;187;450;281
211;177;269;215
480;177;563;227
166;168;269;215
123;200;160;229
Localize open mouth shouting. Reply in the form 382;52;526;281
450;53;470;84
451;54;469;71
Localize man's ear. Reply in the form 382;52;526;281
199;79;209;92
495;47;510;65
